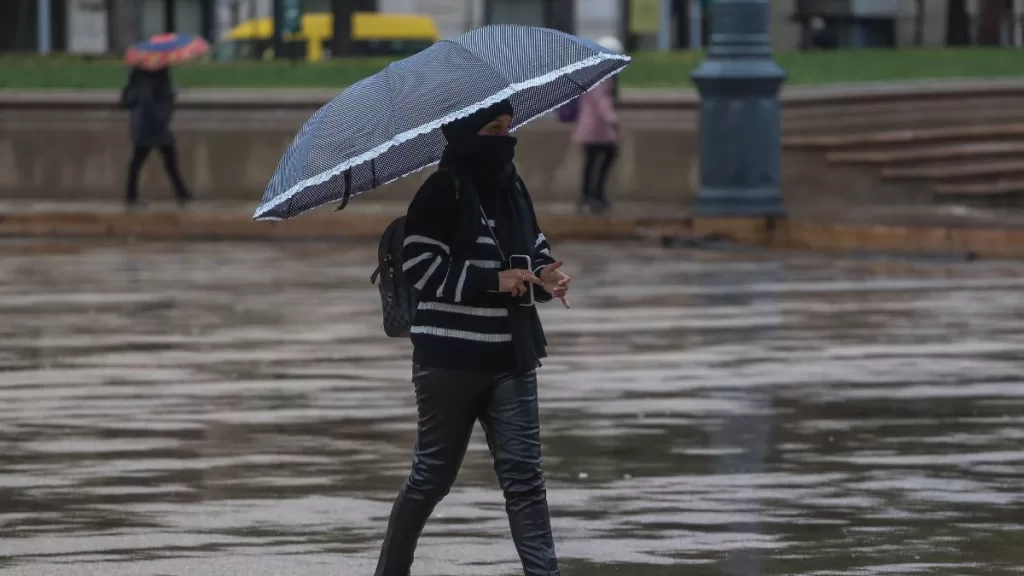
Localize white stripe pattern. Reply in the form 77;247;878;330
402;252;434;271
418;301;508;317
436;267;450;298
453;260;499;302
535;233;547;247
403;234;450;254
415;256;442;290
411;325;513;343
454;260;472;303
477;236;496;245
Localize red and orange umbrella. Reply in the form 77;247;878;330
124;33;210;71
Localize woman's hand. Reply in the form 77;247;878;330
540;261;571;309
498;269;542;297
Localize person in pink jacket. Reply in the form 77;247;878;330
573;36;623;214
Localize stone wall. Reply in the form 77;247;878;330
0;104;700;205
4;81;1024;209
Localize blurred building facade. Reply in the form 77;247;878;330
0;0;217;54
215;0;591;42
3;0;1022;54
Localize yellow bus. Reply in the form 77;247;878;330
215;12;441;62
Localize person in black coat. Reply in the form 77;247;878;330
373;100;572;576
120;67;193;207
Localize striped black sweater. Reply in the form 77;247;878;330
401;171;556;372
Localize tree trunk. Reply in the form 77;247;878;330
331;0;377;57
977;0;1005;45
15;0;33;51
546;0;575;33
107;0;142;54
463;0;475;33
331;0;355;57
946;0;970;45
914;0;926;45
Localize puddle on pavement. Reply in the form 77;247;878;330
1;241;1023;575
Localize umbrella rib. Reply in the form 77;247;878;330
439;38;512;84
381;65;400;165
565;76;586;93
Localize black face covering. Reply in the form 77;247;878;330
440;100;517;190
473;133;516;164
463;134;517;190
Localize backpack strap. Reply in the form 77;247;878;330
435;167;480;258
439;167;506;262
436;167;460;200
371;169;461;287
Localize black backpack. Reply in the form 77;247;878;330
370;215;417;338
370;170;466;338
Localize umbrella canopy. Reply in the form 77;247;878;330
254;24;630;221
125;33;210;71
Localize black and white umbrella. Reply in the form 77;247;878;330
253;24;630;220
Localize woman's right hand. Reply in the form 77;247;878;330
497;269;542;297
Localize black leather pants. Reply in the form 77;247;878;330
374;366;560;576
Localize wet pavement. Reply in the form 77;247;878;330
1;240;1023;576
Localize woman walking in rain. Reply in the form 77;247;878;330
574;36;623;214
120;67;193;208
374;100;571;576
247;24;628;574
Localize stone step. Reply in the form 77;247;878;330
785;115;1024;137
6;204;1024;258
0;201;688;242
827;141;1024;166
784;124;1024;150
882;160;1024;182
933;180;1024;196
931;180;1024;208
782;100;1024;135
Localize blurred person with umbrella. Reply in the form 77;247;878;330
252;25;628;575
573;35;623;214
120;33;209;208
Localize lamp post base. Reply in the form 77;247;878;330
691;0;787;219
693;187;787;218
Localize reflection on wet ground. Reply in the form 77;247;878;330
1;241;1023;575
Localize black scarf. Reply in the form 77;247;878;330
439;137;547;372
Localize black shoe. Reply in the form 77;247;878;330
125;199;147;212
176;193;194;210
583;198;609;215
